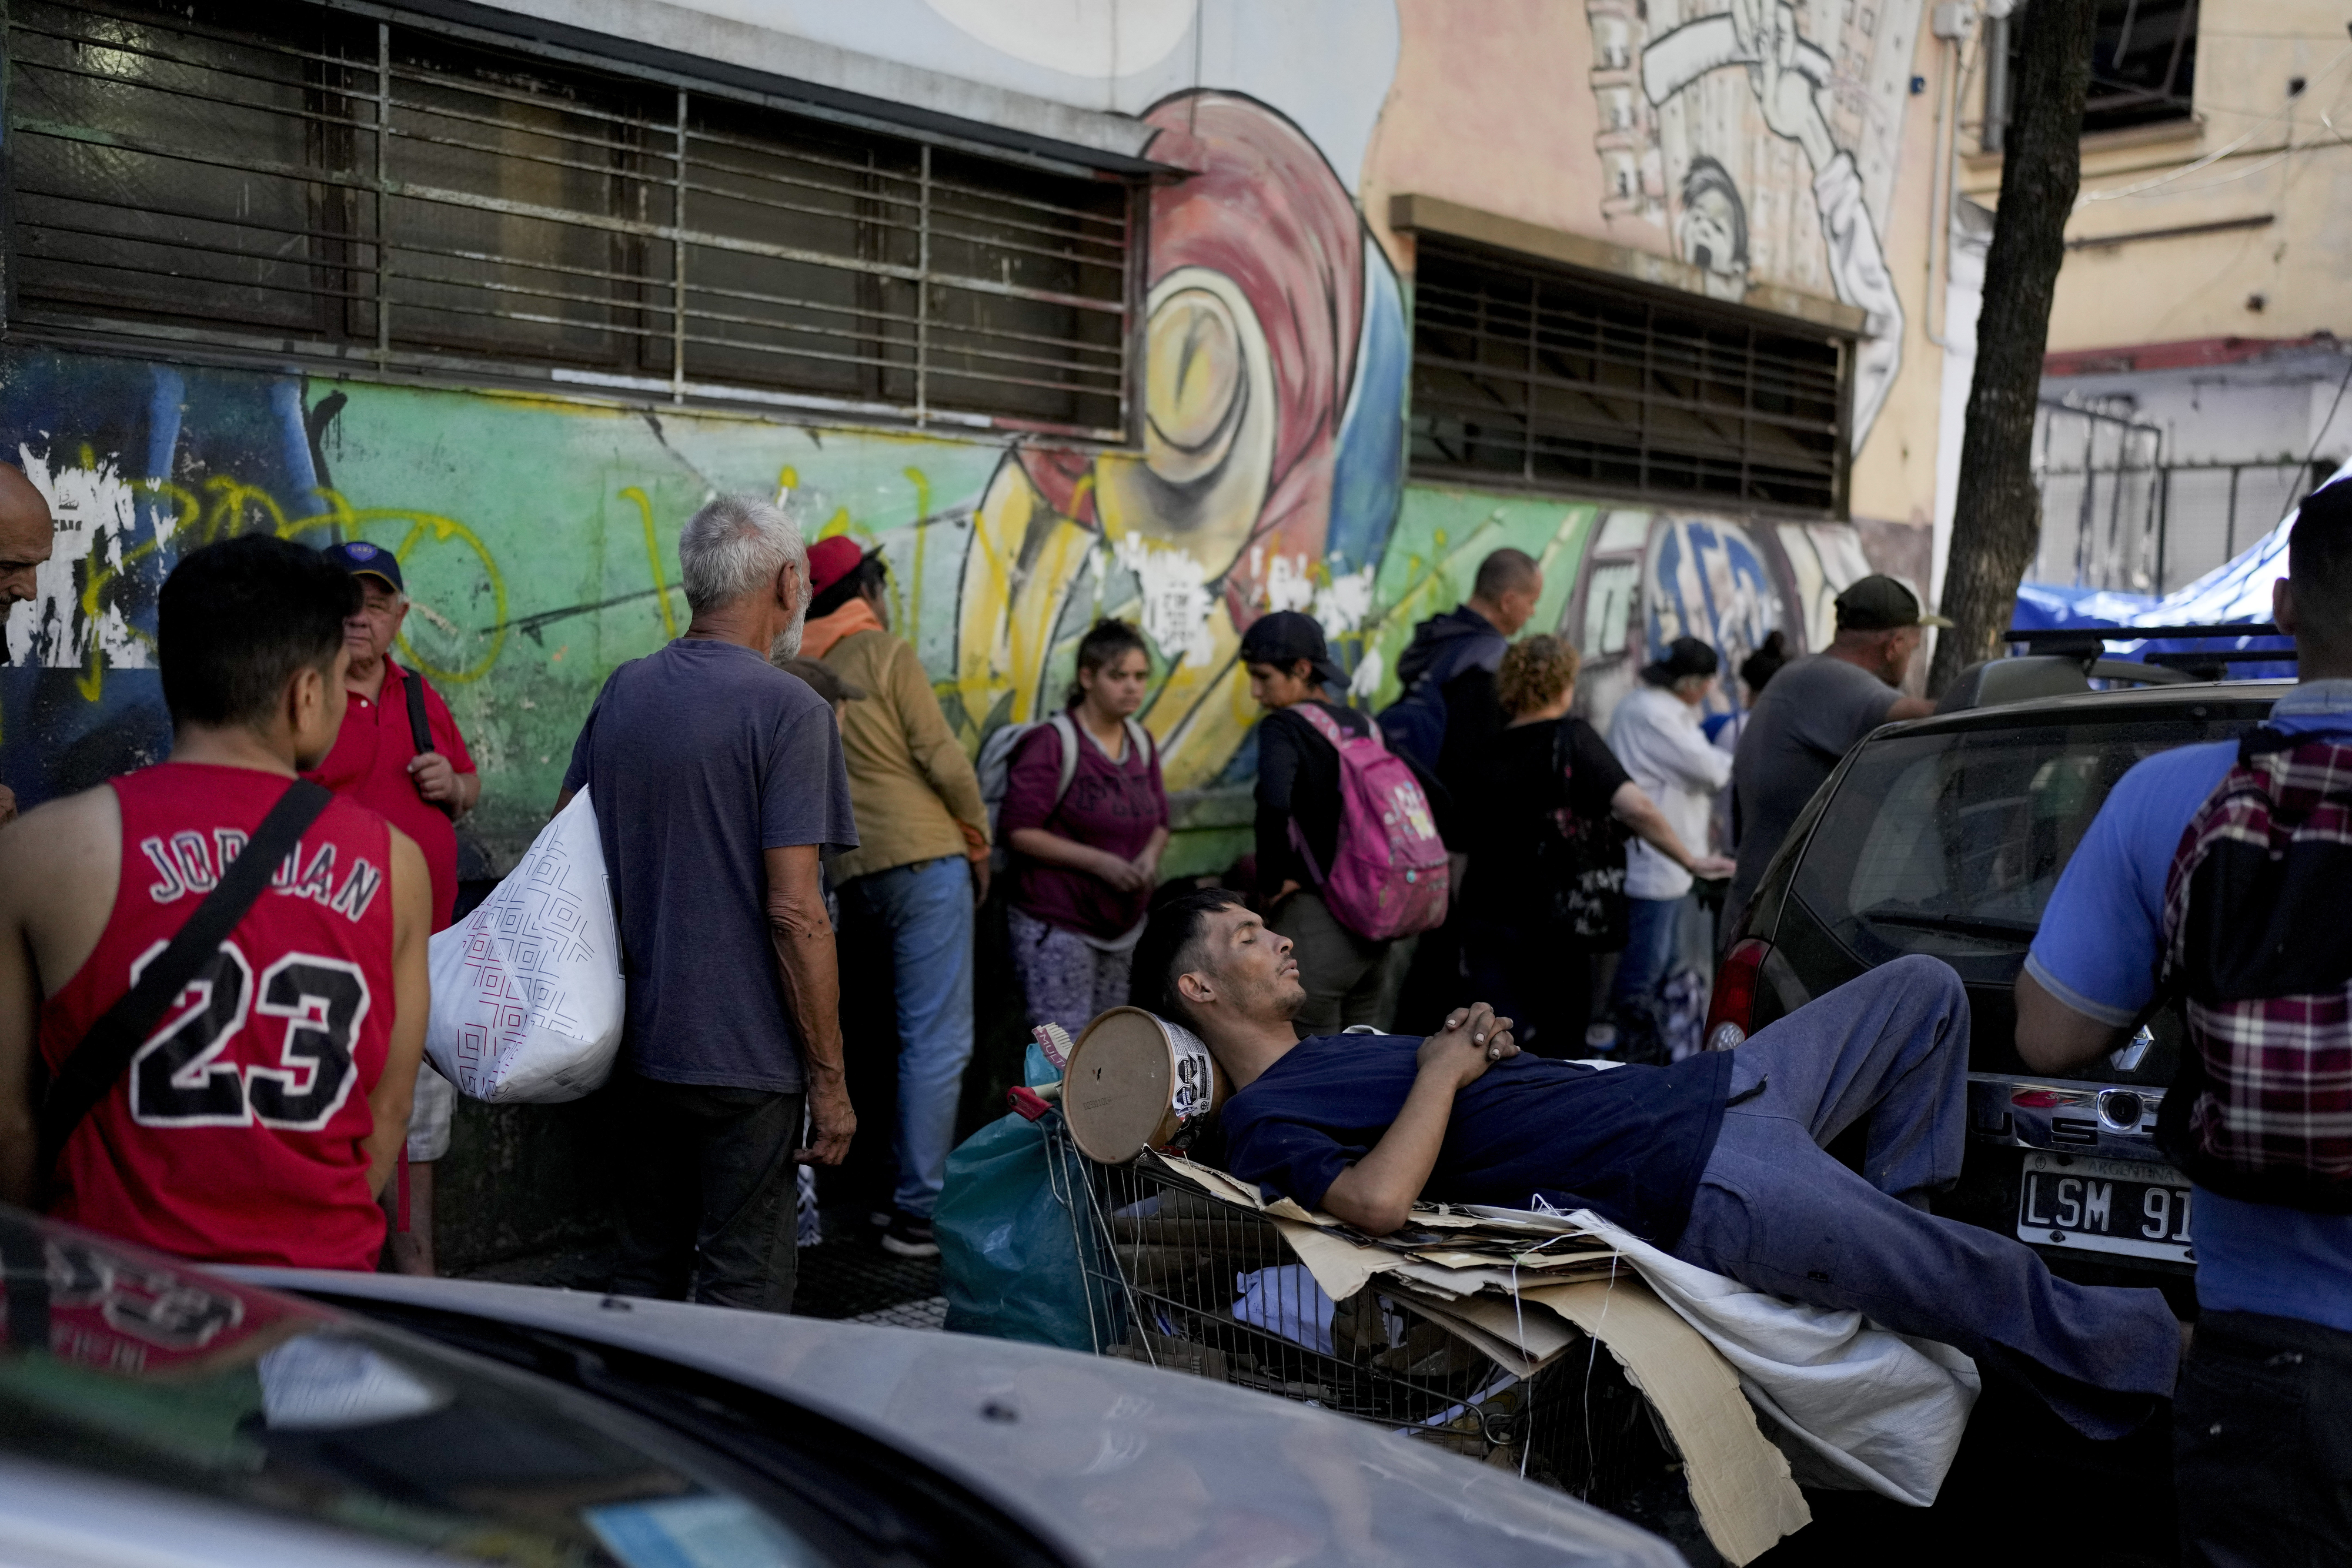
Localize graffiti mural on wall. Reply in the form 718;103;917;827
0;89;1404;842
953;91;1406;792
1586;0;1916;447
0;76;1899;874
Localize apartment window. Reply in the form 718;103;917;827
1409;241;1849;514
7;0;1140;438
1983;0;2197;151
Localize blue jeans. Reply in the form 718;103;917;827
1672;955;2182;1437
1609;894;1687;1061
839;856;974;1219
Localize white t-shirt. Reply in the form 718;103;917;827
1607;683;1732;901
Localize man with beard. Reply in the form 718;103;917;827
557;495;857;1311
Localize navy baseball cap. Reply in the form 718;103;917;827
321;539;403;593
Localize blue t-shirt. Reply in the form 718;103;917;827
562;639;858;1092
1218;1034;1734;1245
2027;678;2352;1330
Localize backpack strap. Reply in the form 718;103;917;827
1122;716;1155;772
36;778;335;1189
397;663;460;820
400;662;433;755
1048;713;1081;813
1289;701;1355;750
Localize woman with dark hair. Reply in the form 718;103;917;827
1000;618;1171;1038
1712;629;1790;855
1463;636;1730;1057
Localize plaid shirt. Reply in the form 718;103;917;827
2161;729;2352;1208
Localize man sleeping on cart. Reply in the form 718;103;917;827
1130;888;2183;1436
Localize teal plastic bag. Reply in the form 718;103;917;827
937;1108;1105;1350
938;1043;1109;1350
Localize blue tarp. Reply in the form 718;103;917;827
2010;581;2161;633
2009;458;2348;678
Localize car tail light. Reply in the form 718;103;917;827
1705;938;1771;1051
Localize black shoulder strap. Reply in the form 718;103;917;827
400;663;433;755
2237;724;2293;764
36;778;335;1185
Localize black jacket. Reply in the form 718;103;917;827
1391;605;1508;841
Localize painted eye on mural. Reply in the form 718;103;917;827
1142;286;1249;487
1096;266;1275;555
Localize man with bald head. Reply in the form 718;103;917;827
1382;546;1542;1030
0;464;56;825
1382;546;1542;786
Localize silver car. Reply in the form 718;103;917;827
0;1208;1679;1567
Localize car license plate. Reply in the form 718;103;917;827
2016;1152;2194;1264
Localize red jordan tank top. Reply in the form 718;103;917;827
38;763;398;1269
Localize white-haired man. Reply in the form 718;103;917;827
557;495;858;1312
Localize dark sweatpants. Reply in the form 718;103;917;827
1670;955;2183;1437
2177;1309;2352;1566
612;1075;805;1313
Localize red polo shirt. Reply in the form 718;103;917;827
306;659;475;931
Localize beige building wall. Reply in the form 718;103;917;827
1965;0;2352;352
1362;0;1952;534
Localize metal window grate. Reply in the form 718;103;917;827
1408;240;1849;514
7;0;1139;439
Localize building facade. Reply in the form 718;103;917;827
1955;0;2352;596
0;0;1955;877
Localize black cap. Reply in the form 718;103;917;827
1239;610;1345;691
321;539;403;594
1641;635;1720;686
1834;574;1950;631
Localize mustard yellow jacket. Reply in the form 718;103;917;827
823;627;988;882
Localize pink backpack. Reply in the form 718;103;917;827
1286;704;1450;941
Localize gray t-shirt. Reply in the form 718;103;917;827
1727;653;1901;920
561;639;857;1091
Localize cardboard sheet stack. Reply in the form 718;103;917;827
1142;1151;1815;1567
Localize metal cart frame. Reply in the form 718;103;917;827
1046;1118;1679;1507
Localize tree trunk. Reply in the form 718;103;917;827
1926;0;2100;694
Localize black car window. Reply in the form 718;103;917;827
1790;713;2263;961
0;1222;837;1567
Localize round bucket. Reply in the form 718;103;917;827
1061;1006;1227;1164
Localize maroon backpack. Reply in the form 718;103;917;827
2158;727;2352;1211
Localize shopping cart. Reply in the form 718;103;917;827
1047;1117;1683;1511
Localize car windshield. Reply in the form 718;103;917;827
0;1218;836;1567
1789;712;2264;961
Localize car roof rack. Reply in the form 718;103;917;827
1937;623;2294;713
2004;623;2298;671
